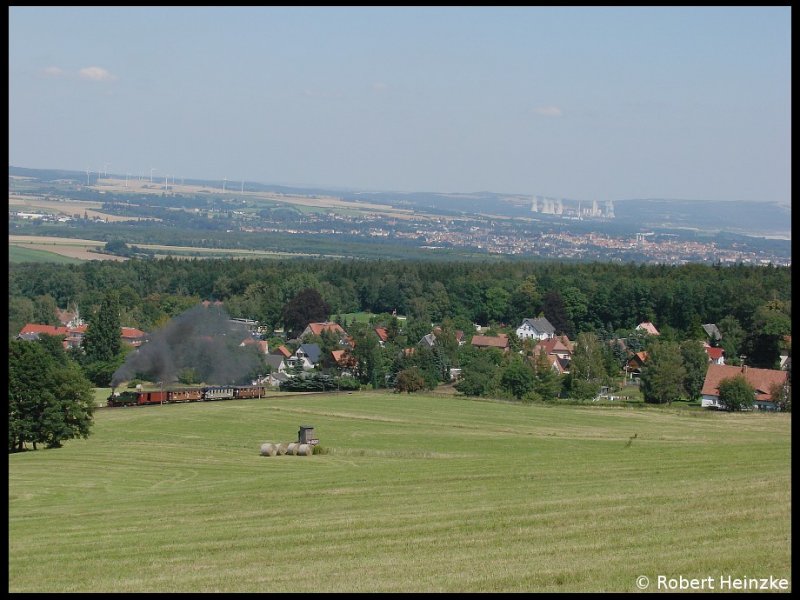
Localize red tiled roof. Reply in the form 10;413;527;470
22;323;142;337
306;322;346;336
705;347;724;360
374;327;389;342
19;324;70;336
121;327;145;338
331;349;358;367
534;336;572;356
701;364;788;401
627;351;648;367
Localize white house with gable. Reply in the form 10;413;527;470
516;317;556;341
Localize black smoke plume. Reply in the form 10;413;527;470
111;304;263;388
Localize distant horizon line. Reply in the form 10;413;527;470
7;163;789;208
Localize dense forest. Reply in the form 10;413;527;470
9;257;791;369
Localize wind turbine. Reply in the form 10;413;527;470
223;177;227;193
86;169;91;185
241;179;244;193
150;167;157;183
103;163;110;178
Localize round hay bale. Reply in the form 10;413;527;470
286;442;298;455
259;442;277;457
296;443;313;456
275;442;288;455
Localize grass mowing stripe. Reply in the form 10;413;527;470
9;392;790;592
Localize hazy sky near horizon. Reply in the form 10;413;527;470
9;6;791;204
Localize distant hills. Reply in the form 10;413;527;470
9;165;791;239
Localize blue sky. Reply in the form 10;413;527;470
9;6;791;204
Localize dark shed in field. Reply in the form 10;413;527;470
298;425;319;445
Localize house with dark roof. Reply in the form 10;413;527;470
701;364;788;410
264;353;287;374
516;317;555;341
287;343;322;370
263;371;290;388
419;333;437;348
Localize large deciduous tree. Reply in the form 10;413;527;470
281;288;330;337
640;341;687;405
9;337;94;451
542;290;572;337
394;367;427;394
500;356;536;400
455;351;498;397
532;348;563;400
568;332;607;400
680;340;710;402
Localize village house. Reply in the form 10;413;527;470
700;364;788;410
471;333;510;352
272;345;293;360
703;343;725;365
374;326;389;347
301;321;347;339
430;326;465;346
120;327;147;348
625;351;648;380
419;333;437;348
239;337;269;354
515;317;556;341
331;349;358;376
636;321;660;336
286;343;322;370
531;335;573;374
18;323;145;350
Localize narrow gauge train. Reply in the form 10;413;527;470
107;384;269;407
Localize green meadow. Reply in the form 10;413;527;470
8;392;791;592
8;244;84;264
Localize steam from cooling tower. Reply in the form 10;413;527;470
111;303;262;388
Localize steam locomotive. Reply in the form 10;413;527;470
107;384;270;407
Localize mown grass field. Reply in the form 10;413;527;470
8;392;791;592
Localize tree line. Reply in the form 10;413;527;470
10;258;791;369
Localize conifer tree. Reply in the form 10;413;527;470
82;290;122;363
